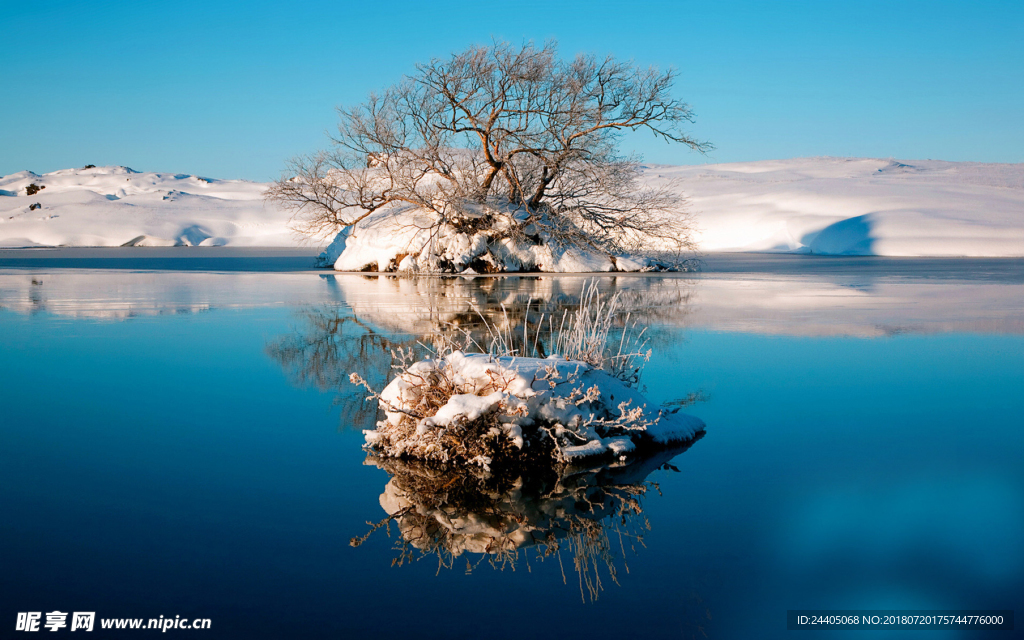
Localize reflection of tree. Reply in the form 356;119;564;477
353;439;701;601
266;307;419;428
442;278;696;358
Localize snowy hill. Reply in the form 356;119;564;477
1;158;1022;257
651;157;1024;256
0;165;295;247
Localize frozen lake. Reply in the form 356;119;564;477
1;260;1022;638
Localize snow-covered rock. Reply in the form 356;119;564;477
315;226;350;267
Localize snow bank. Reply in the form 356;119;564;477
4;157;1022;258
645;157;1024;256
0;166;295;247
362;351;704;468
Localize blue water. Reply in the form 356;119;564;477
1;273;1021;639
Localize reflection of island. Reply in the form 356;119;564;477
353;439;701;601
314;275;696;341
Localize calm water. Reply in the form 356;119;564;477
1;269;1022;638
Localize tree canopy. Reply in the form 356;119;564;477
270;40;710;265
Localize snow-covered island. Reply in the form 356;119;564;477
361;350;705;469
2;157;1022;267
350;283;705;470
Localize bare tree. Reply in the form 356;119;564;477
269;40;710;266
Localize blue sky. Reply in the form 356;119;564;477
2;0;1021;180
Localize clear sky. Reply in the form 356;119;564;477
2;0;1021;180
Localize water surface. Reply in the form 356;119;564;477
1;267;1022;638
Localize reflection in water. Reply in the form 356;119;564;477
266;276;698;430
267;308;418;426
258;273;1024;607
355;440;700;601
5;267;1021;634
3;269;1022;335
328;275;698;356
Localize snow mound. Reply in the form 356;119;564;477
0;165;296;247
362;351;704;469
644;157;1024;256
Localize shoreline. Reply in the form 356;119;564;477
1;247;1023;282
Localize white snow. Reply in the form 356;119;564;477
0;166;296;247
325;205;621;273
325;156;1024;266
3;158;1022;258
645;157;1024;256
364;351;705;466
